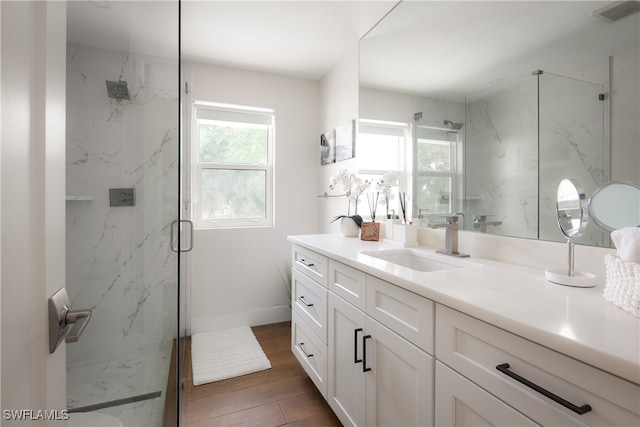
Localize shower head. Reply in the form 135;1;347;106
106;80;131;100
444;120;464;130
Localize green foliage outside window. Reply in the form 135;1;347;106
198;120;270;221
415;139;453;214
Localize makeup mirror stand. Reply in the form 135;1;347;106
545;179;598;288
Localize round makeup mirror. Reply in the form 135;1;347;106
589;181;640;231
545;178;596;287
556;178;588;239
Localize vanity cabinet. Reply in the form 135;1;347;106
326;260;434;427
435;304;640;426
290;245;329;398
290;239;640;427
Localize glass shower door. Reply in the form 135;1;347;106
538;72;609;246
65;2;182;426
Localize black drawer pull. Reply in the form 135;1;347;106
496;363;592;415
354;328;363;364
297;296;314;307
298;342;313;358
299;258;314;267
363;335;372;372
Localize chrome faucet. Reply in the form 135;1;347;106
429;215;469;257
473;215;502;233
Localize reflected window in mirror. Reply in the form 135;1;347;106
357;120;410;219
414;127;461;218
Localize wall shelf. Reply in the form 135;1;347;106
66;196;93;201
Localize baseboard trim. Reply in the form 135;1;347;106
191;305;291;335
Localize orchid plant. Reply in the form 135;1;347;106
329;169;371;227
376;171;400;219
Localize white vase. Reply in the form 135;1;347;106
340;217;360;237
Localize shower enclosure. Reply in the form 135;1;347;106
463;70;609;245
65;2;184;426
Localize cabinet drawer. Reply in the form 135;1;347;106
329;259;367;311
436;304;640;426
292;245;328;287
292;311;327;399
293;268;327;343
435;361;539;426
366;275;434;354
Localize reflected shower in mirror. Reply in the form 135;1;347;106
359;0;639;247
463;70;609;246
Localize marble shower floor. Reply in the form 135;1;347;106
67;341;173;427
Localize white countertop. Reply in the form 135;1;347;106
288;233;640;385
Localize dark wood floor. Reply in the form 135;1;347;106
181;321;341;426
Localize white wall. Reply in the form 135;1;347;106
318;47;360;234
611;46;640;183
187;63;319;333
1;0;67;419
360;87;413;123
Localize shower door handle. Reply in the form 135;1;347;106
48;288;92;354
171;219;194;252
64;309;92;344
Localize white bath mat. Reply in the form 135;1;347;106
191;326;271;386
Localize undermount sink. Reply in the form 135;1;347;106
360;248;480;272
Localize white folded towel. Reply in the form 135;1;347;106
611;227;640;264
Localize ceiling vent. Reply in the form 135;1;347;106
592;1;640;23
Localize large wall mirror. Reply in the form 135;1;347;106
359;0;639;247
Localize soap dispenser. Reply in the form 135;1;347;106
417;209;429;227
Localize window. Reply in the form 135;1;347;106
357;120;410;219
193;102;274;228
414;126;459;216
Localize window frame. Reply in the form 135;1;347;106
192;101;275;229
357;119;411;220
413;127;460;217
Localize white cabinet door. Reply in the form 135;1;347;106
365;317;434;427
436;361;540;427
328;292;367;427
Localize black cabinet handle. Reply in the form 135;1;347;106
354;328;363;363
299;258;314;267
363;335;372;372
297;342;313;358
297;296;313;307
496;363;592;415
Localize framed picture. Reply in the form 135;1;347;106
320;129;335;165
335;119;355;162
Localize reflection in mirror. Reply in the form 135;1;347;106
556;179;588;239
545;178;597;287
359;1;639;247
589;182;640;230
464;70;608;245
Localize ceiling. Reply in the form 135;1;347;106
360;0;640;100
67;1;639;97
67;0;398;80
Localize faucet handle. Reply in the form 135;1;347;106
444;215;459;224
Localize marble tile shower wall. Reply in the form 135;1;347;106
538;74;608;246
465;78;539;239
465;75;607;245
65;43;178;412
